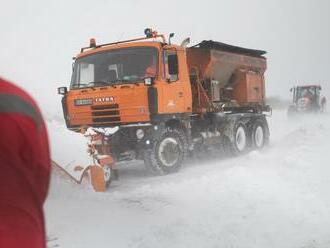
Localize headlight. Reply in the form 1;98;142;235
144;77;154;86
136;129;145;139
74;98;93;106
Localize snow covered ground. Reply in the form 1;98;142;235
45;110;330;248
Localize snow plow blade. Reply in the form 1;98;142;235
52;161;111;192
90;165;107;192
51;160;90;185
50;126;115;192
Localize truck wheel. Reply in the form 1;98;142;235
143;128;188;175
224;122;248;156
251;120;269;149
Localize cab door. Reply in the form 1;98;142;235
158;49;185;114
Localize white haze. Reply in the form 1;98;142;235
1;0;330;116
1;1;330;247
46;110;330;247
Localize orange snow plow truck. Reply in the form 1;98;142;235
58;29;271;191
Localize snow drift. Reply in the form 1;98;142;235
45;110;330;248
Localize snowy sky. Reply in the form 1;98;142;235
1;0;329;114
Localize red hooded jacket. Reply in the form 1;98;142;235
0;78;51;248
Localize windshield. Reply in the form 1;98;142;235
296;87;318;99
71;47;158;89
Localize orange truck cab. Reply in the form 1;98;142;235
58;29;271;185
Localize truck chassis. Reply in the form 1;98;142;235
96;111;269;177
58;30;271;191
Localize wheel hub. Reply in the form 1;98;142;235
158;137;180;167
255;126;264;148
235;126;247;152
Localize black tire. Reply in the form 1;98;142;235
143;128;188;175
251;119;269;149
224;121;249;156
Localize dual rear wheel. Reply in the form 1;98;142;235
143;119;269;175
251;120;269;149
225;119;269;155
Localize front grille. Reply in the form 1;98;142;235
91;104;121;124
92;110;119;116
91;104;119;110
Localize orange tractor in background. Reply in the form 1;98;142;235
58;29;271;191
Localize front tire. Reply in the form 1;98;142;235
143;128;188;175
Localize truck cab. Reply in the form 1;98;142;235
59;35;192;131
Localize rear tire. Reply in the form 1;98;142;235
251;119;269;149
224;122;248;156
143;128;188;175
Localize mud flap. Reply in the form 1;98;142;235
90;165;107;192
222;117;237;143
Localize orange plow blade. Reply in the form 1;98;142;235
90;165;107;192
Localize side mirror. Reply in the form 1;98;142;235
58;86;68;95
168;54;178;75
180;37;190;48
168;33;175;45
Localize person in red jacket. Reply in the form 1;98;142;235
0;77;51;248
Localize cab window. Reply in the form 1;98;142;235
164;50;179;82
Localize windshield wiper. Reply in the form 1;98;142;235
111;78;144;85
87;81;109;86
73;81;108;90
74;79;141;89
